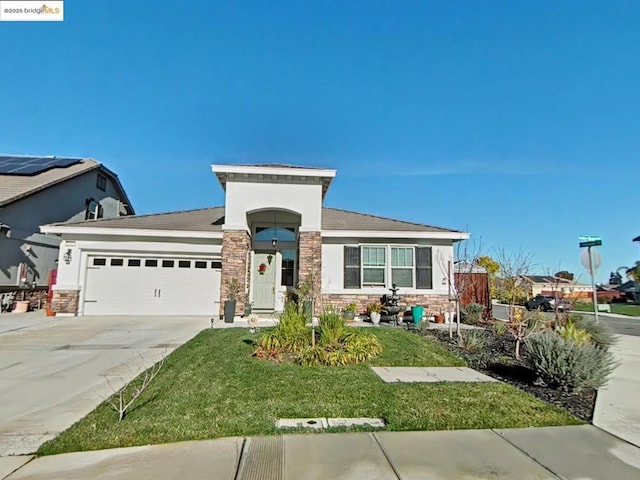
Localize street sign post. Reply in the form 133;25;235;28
579;240;602;248
579;236;602;323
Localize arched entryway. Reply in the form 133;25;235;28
247;209;301;312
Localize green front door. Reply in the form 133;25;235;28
253;253;276;310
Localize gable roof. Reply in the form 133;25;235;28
44;206;226;232
321;207;462;233
41;206;465;236
0;155;134;212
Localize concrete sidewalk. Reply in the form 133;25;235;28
2;426;638;479
594;334;640;447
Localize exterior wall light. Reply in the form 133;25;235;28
63;249;72;265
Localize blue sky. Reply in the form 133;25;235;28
1;0;638;282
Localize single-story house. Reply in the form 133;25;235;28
519;275;594;299
41;164;469;318
0;155;133;290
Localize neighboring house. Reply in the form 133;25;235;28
41;164;469;317
519;275;594;299
0;155;134;289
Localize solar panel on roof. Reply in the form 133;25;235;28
0;156;81;175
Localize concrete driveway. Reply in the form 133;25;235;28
0;312;208;456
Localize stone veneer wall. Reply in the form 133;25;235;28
298;231;322;314
319;293;454;317
221;230;250;317
51;290;80;315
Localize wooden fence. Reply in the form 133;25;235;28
454;272;492;320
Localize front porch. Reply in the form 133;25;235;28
220;208;322;318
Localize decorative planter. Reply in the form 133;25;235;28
224;300;236;323
434;314;445;324
370;312;381;325
344;310;355;321
411;306;424;325
13;301;29;313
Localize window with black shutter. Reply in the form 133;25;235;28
416;247;433;289
343;246;361;288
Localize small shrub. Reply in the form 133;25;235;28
525;332;617;392
255;305;382;366
557;322;591;346
493;321;507;335
255;303;310;359
457;329;489;351
417;319;431;336
568;315;617;350
462;302;484;324
295;328;381;366
318;308;347;346
324;349;352;366
298;345;328;366
342;329;382;362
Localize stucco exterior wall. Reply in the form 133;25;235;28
320;237;454;297
224;180;323;230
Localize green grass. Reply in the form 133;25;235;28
572;303;640;316
38;328;580;455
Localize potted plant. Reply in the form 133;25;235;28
343;302;357;322
368;302;382;325
434;312;445;324
224;278;241;323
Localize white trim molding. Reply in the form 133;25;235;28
40;225;224;240
321;230;470;240
212;164;337;178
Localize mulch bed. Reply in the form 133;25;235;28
424;327;597;422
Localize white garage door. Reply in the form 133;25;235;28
83;256;221;316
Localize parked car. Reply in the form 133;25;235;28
524;295;570;312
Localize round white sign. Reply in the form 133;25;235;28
581;248;602;273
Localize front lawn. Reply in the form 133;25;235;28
572;303;640;316
38;328;580;455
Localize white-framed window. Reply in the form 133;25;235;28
344;245;432;290
281;249;296;287
85;198;102;220
362;246;386;286
391;247;414;288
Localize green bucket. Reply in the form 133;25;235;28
411;306;424;325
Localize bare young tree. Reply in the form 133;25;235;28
104;351;167;421
438;238;483;338
493;248;543;358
